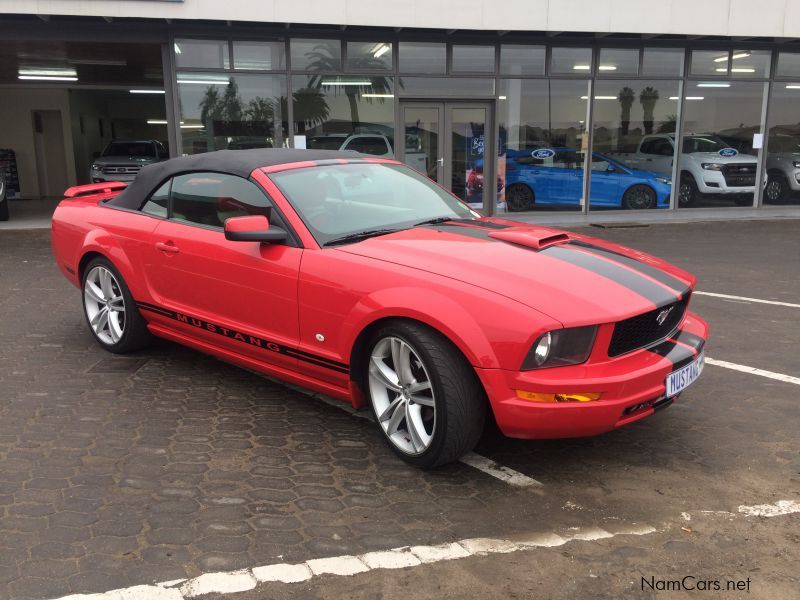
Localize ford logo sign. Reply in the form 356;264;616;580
719;148;738;157
532;148;555;159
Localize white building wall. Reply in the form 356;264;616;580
2;0;798;38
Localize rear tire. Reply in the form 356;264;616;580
363;321;486;468
621;184;657;210
82;257;152;354
506;183;534;212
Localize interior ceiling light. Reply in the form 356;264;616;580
731;52;751;60
572;65;591;70
598;65;617;71
697;82;730;88
669;96;704;100
18;67;78;82
372;44;390;59
69;59;127;66
177;76;230;85
362;93;394;98
580;95;617;100
130;89;165;94
174;43;182;54
785;84;800;89
321;80;372;86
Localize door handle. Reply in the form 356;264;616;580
437;157;445;167
155;241;180;254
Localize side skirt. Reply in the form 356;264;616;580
146;323;354;404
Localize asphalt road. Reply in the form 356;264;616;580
0;220;797;599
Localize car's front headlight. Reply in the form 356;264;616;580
521;325;598;370
655;177;671;184
701;163;724;171
792;160;800;169
91;163;101;171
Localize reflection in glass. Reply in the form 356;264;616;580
500;45;546;76
403;106;441;182
764;84;800;204
398;77;494;97
233;41;285;71
177;73;286;154
399;42;446;74
776;52;800;78
290;39;341;71
598;49;639;76
346;41;393;71
497;79;589;212
678;81;764;208
729;50;771;78
174;39;230;70
292;75;394;154
550;47;593;75
452;45;495;73
642;48;684;76
589;80;680;210
691;50;729;76
450;107;488;207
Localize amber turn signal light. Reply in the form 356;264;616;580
515;390;602;403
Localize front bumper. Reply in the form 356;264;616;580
476;310;709;439
697;170;754;194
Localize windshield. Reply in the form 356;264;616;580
270;162;477;246
102;141;157;158
682;135;731;154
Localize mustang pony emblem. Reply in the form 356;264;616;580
656;306;674;326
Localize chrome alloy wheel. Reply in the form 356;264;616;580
83;266;126;345
368;336;436;455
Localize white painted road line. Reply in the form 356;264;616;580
694;291;800;309
53;525;656;600
459;452;543;487
738;499;800;518
705;357;800;386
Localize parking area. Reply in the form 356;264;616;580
0;219;798;599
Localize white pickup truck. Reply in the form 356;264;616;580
609;133;757;206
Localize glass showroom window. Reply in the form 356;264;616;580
763;81;800;205
550;47;593;75
497;79;590;213
499;45;546;76
598;49;639;77
233;41;286;71
176;73;287;155
174;39;230;70
589;79;680;211
677;81;765;209
291;75;395;155
346;41;393;71
291;39;342;71
399;42;446;74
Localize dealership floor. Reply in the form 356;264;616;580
0;220;798;599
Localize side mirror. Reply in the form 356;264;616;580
606;165;616;173
224;215;287;243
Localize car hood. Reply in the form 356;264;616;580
685;152;757;164
93;156;158;165
336;219;695;327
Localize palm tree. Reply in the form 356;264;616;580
304;42;393;130
617;87;635;136
292;87;330;134
640;87;660;135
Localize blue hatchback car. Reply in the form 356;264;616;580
503;148;672;211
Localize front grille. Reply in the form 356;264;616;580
608;293;690;357
722;164;756;187
101;165;141;175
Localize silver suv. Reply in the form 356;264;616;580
765;134;800;203
90;140;168;183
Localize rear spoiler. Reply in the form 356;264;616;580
64;181;128;198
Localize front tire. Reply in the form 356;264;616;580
678;173;697;207
621;184;656;210
363;321;486;468
82;257;151;354
764;172;789;204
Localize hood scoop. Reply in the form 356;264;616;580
487;228;570;251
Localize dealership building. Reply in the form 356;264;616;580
2;0;800;220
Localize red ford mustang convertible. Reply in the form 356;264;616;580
52;149;708;467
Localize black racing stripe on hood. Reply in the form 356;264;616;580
543;246;680;308
569;240;690;296
648;338;698;370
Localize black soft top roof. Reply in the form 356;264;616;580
106;148;359;210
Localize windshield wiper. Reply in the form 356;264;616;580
413;216;476;227
323;229;399;247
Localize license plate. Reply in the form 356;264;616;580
665;352;704;397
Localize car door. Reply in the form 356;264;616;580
638;137;674;175
542;149;583;205
588;154;621;207
143;171;301;371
